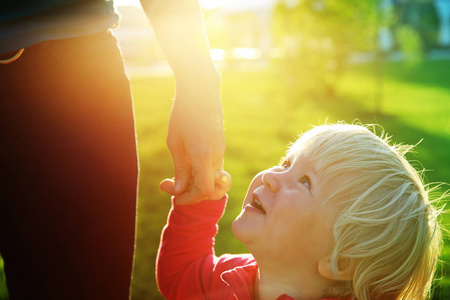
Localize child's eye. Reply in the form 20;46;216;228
300;176;311;189
281;159;291;169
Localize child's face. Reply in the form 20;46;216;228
232;151;338;267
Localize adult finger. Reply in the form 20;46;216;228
174;162;214;205
190;151;215;201
168;140;191;195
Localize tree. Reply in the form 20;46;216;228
272;0;379;98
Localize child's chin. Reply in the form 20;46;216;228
231;213;258;245
231;215;246;242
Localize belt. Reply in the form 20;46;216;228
0;48;25;64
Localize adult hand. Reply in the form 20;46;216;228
166;73;225;205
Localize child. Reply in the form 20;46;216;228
156;123;442;300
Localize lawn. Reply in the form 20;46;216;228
130;58;450;300
0;58;448;299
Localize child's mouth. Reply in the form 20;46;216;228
251;197;266;214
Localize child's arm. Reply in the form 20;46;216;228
156;171;231;299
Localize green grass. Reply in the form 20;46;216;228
131;59;450;300
0;59;449;299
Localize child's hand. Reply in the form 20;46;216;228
159;170;231;205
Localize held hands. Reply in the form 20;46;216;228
166;70;225;204
160;170;232;204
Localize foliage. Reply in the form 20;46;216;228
271;0;378;97
395;24;424;70
395;1;439;49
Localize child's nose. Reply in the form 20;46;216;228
261;170;281;192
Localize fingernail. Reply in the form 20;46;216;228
221;175;228;183
174;180;181;192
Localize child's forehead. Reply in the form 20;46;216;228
286;134;318;159
284;152;316;170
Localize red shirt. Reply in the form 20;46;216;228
156;197;344;300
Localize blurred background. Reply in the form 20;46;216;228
1;0;449;299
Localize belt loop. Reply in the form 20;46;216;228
0;48;25;64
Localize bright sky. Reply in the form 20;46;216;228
115;0;141;7
115;0;275;11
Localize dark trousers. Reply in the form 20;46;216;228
0;31;138;299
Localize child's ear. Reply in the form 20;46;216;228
318;256;355;281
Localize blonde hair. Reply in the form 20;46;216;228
287;123;443;300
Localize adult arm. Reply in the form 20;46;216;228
139;0;225;205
